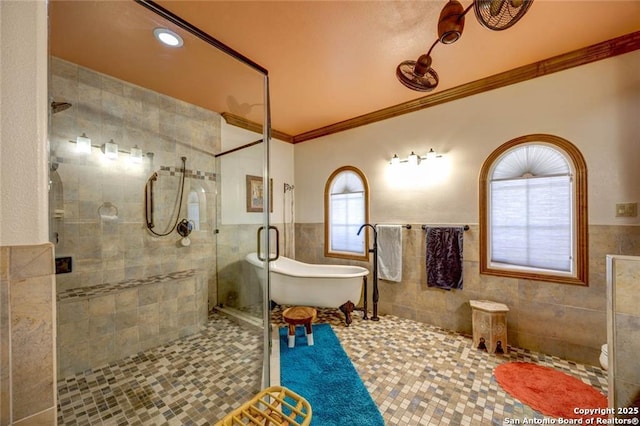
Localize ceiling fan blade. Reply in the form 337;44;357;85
490;0;506;17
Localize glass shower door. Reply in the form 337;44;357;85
215;127;271;323
49;0;274;414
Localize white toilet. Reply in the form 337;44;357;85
599;343;608;370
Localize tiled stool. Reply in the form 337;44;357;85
470;300;509;354
282;306;317;348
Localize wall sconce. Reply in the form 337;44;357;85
129;145;143;163
76;133;92;153
389;148;442;165
102;139;118;159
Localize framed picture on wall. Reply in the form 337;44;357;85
246;175;273;212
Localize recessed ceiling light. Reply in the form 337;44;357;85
153;28;183;48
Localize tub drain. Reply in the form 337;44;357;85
172;369;186;378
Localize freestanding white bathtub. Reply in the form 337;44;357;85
245;252;369;326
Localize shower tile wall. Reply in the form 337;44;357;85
608;254;640;408
295;223;640;367
49;57;220;309
0;244;57;425
56;270;208;378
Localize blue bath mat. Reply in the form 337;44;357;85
279;323;384;426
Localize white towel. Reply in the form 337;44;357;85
376;224;402;282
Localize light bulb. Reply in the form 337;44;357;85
102;139;118;159
408;151;420;166
76;133;92;153
130;145;143;163
153;28;183;48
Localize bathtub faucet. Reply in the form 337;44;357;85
357;224;379;321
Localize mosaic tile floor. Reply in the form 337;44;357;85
57;311;263;425
57;308;607;425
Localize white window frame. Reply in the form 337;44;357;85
479;134;588;286
324;166;370;261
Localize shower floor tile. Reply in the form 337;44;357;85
57;308;607;425
57;311;263;425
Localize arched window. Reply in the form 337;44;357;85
479;134;588;285
324;166;370;261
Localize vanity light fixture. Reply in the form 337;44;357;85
389;148;442;165
102;139;118;160
76;133;92;153
425;148;438;160
153;28;184;48
408;151;420;166
70;135;149;162
130;145;143;163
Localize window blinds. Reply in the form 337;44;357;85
330;192;365;253
490;175;572;272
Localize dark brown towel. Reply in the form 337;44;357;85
425;227;463;290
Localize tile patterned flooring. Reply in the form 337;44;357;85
57;308;607;425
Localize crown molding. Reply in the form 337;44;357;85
221;112;294;143
292;30;640;144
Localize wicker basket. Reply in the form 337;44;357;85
216;386;312;426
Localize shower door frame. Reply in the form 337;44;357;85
136;0;273;387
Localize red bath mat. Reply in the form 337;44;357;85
494;362;608;420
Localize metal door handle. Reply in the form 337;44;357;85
256;226;280;261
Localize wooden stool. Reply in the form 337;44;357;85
282;306;317;348
470;300;509;354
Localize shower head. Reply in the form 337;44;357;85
51;101;72;114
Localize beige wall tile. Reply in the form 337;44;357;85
1;277;9;425
89;294;115;316
0;247;9;281
10;244;54;281
138;285;160;307
295;222;640;366
13;406;57;425
115;327;139;359
560;307;606;348
57;321;89;347
614;379;640;410
116;309;138;331
57;299;88;325
563;341;600;367
614;260;640;316
89;314;115;338
10;274;55;421
115;288;138;311
58;342;89;379
89;333;116;366
614;313;640;386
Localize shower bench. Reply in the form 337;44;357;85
56;269;208;378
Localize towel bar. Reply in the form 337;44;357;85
421;224;469;231
376;224;411;229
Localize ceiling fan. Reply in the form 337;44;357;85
396;0;534;92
